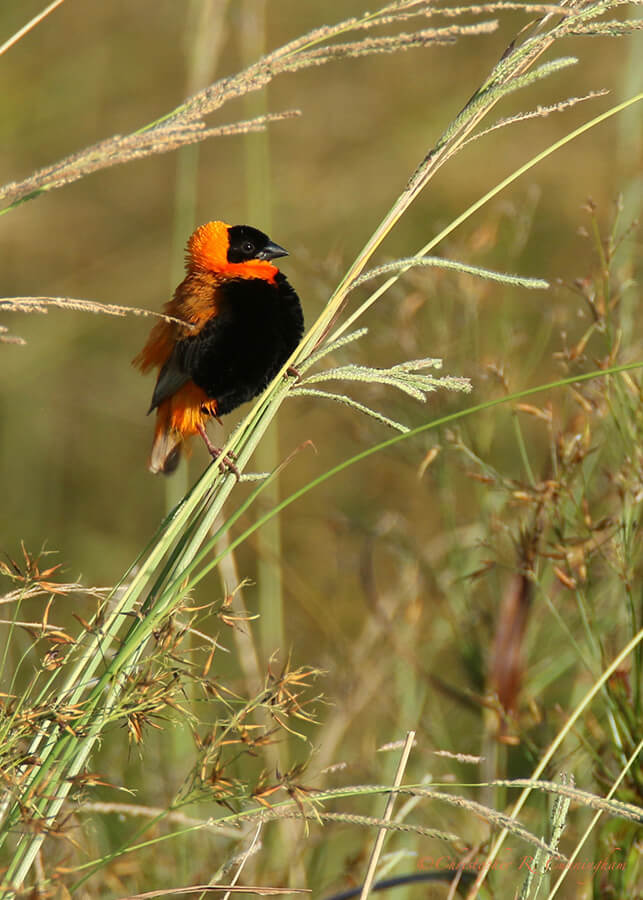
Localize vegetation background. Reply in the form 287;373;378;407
0;1;641;898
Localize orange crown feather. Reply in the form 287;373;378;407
186;220;231;270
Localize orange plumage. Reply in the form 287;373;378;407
133;221;303;474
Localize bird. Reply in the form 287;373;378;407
133;220;304;474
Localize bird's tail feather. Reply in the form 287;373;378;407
149;407;182;475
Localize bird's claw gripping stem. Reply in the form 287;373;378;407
197;424;240;480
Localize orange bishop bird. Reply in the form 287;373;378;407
133;221;304;474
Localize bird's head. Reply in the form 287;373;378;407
186;221;288;281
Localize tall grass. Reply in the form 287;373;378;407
1;1;641;898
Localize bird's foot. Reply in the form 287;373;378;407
197;424;240;480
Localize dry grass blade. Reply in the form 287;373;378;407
222;824;263;900
113;887;310;898
0;0;66;58
0;583;110;606
359;731;416;900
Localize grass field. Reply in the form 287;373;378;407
1;2;641;898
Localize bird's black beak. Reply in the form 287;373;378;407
258;240;288;261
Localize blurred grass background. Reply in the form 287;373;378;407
1;1;641;898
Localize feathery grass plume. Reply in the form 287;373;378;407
462;88;610;144
296;359;471;400
259;809;461;842
0;297;195;328
562;17;643;36
349;256;550;290
290;388;415;434
215;774;642;864
0;3;503;215
107;886;310;897
0;113;301;213
289;326;472;432
492;778;643;822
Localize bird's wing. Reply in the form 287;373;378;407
148;350;192;412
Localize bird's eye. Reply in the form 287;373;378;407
242;241;255;254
